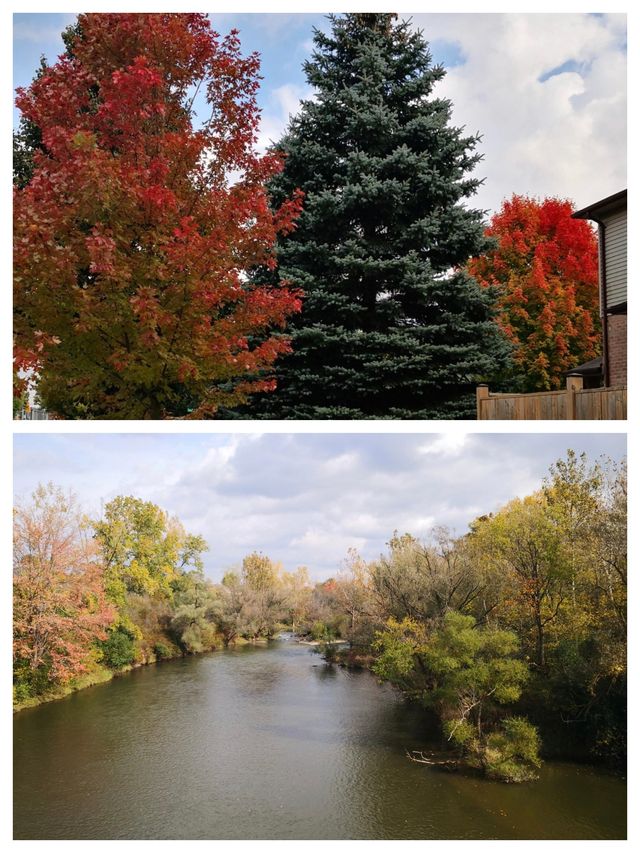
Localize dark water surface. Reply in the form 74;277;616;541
14;639;626;840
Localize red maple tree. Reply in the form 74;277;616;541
469;195;600;391
13;485;114;683
14;14;303;418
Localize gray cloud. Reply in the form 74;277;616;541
408;13;626;213
14;433;626;582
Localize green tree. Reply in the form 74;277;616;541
591;459;627;640
281;566;312;633
221;570;240;588
212;577;245;645
373;611;537;780
170;568;219;653
470;494;572;669
240;12;511;419
374;612;529;734
94;496;207;606
483;717;541;782
368;530;487;624
333;551;375;644
212;555;286;642
99;625;136;668
241;552;280;592
541;455;626;763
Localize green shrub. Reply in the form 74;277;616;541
444;719;477;749
13;682;32;703
13;658;52;701
153;642;173;660
482;717;542;782
180;624;204;654
99;626;136;669
311;621;335;641
320;644;339;663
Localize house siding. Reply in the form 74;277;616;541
603;209;627;308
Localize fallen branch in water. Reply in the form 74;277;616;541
406;750;459;768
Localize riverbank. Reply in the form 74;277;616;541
13;663;117;712
14;636;625;783
13;634;273;713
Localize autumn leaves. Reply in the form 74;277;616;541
14;13;302;419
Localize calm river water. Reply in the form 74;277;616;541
14;639;626;840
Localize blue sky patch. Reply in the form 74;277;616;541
539;58;586;83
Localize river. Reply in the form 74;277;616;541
13;638;626;840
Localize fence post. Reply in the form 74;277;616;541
566;374;583;420
476;385;489;420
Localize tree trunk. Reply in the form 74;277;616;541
145;396;162;419
535;610;545;669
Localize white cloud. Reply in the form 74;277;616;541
410;13;626;213
418;434;469;456
290;528;366;554
257;83;311;152
404;515;436;534
322;451;360;475
178;438;242;489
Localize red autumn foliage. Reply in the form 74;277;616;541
469;196;600;391
14;13;303;418
13;485;114;683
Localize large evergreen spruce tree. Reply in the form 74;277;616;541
241;13;511;419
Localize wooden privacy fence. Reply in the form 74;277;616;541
476;375;627;420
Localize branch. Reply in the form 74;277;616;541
406;750;458;767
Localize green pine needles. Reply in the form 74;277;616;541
242;13;511;419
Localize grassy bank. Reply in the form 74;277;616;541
14;663;118;712
14;648;200;713
12;634;285;713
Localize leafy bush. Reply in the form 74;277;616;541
444;719;477;750
153;642;173;660
180;624;205;654
13;682;32;703
13;658;53;701
482;717;542;782
99;626;136;669
311;621;336;642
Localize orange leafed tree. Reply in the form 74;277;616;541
14;14;303;419
469;196;600;391
13;484;114;683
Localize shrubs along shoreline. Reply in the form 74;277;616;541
13;634;264;714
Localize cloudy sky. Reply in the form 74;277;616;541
13;11;626;214
14;433;625;581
